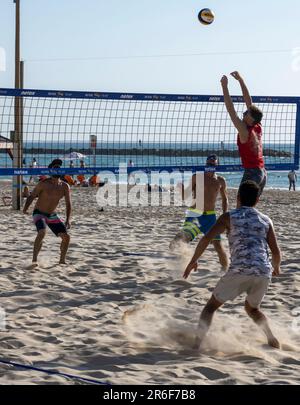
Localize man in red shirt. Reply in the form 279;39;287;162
221;71;266;195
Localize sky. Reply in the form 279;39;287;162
0;0;300;96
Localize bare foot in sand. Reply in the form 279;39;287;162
192;336;202;350
268;337;280;349
27;262;39;270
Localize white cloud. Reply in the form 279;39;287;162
291;47;300;72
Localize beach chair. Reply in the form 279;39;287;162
64;175;76;186
77;174;86;186
1;192;12;206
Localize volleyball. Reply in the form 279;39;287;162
198;8;215;25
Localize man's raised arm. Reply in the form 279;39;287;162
221;75;249;142
230;71;252;108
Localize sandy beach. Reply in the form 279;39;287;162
0;183;299;385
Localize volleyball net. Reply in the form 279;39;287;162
0;88;299;176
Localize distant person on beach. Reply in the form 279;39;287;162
170;154;229;272
128;160;135;184
32;157;37;168
22;184;30;199
183;181;281;350
288;170;297;191
23;159;71;267
80;160;85;169
221;71;266;196
29;157;38;184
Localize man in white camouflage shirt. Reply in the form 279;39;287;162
183;180;282;350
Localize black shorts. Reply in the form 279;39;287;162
241;168;267;196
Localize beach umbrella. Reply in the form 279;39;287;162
61;151;86;160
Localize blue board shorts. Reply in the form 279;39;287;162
182;209;221;241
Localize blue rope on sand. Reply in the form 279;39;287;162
0;359;109;385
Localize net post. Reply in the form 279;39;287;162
11;130;21;210
90;135;97;174
12;0;22;210
294;99;300;170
